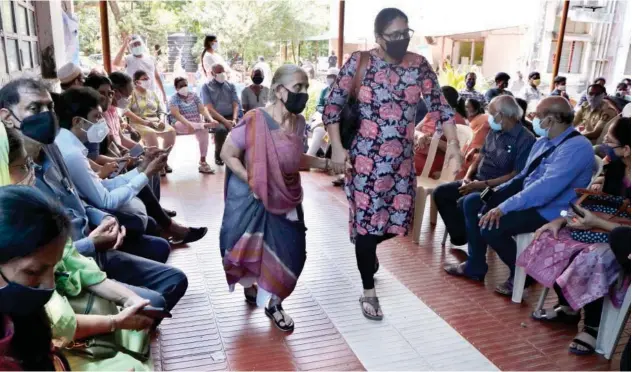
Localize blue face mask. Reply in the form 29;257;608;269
0;270;55;316
599;144;621;161
487;114;502;132
532;117;549;137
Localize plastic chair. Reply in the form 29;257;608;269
512;155;605;303
596;286;631;359
412;125;473;244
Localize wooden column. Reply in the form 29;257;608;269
337;0;345;67
99;0;112;73
551;0;570;91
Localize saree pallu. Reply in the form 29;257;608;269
517;229;628;311
219;109;306;303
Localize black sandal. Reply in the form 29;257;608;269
359;296;383;321
265;304;294;332
532;304;581;324
244;285;258;305
569;328;598;355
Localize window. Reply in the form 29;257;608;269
547;40;585;74
0;0;39;79
457;40;485;66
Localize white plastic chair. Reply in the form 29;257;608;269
412;125;473;244
596;286;631;359
512;155;605;303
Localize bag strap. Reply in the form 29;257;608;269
349;52;370;100
525;130;581;177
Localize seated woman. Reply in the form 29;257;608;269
517;117;631;355
125;70;176;175
3;126;157;370
169;77;217;174
414;86;467;178
241;68;269;113
0;131;70;369
455;98;490;178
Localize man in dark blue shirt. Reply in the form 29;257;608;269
433;96;535;246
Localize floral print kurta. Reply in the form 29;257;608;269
323;49;454;242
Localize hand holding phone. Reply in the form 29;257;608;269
138;306;172;319
568;202;586;218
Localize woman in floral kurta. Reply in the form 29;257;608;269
323;8;459;320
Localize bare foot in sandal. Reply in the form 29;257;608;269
569;326;598;355
360;288;383;320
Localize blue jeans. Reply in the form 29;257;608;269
461;192;547;279
98;249;187;312
120;234;171;264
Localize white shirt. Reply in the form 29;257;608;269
55;128;149;211
202;52;229;78
520;85;544;105
125;54;157;91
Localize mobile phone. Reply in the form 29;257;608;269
139;306;172;319
108;159;129;179
568;202;585;218
129;144;144;158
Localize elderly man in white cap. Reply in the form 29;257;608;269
113;34;167;104
58;62;84;91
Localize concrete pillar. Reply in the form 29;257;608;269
34;0;66;79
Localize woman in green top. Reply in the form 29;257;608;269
3;125;156;370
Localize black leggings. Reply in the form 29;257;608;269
554;284;603;328
355;233;394;290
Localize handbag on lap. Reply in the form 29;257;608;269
64;291;150;361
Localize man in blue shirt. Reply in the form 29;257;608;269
0;78;188;313
444;97;594;296
200;63;240;166
434;96;535;246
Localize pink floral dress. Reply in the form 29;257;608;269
323;49;455;242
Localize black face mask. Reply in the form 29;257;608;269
282;87;309;114
383;38;410;61
252;76;264;85
10;110;59;144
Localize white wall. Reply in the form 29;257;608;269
480;28;529;78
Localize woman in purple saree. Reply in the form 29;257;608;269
219;65;330;331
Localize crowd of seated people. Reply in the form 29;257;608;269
411;71;631;358
0;72;210;368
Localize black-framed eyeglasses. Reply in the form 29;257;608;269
382;28;414;41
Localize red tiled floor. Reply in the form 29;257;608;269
152;135;628;370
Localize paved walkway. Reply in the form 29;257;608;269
152;135;627;371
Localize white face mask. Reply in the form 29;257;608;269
211;42;219;52
116;96;130;109
131;45;144;56
214;73;226;84
81;118;110;144
177;87;189;96
558;85;566;91
327;78;335;86
137;80;150;90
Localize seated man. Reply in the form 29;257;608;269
444;97;595;295
0;78;187;313
459;72;487;108
519;71;543;107
484;72;514;103
433;96;535;246
200;63;240;166
609;82;631;112
574;83;618;144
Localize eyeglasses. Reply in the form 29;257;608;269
10;156;35;182
382;28;414;41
